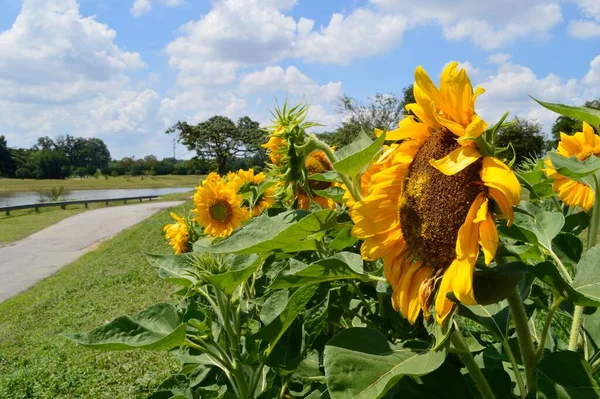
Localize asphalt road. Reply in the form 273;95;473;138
0;201;183;302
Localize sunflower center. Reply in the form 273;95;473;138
209;200;233;223
576;147;600;161
399;128;484;270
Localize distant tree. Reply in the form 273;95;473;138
167;116;265;174
34;136;56;151
547;99;600;150
0;135;16;177
32;149;71;179
496;119;546;166
56;135;111;175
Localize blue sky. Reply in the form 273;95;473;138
1;0;599;159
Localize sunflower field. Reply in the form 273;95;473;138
68;62;600;399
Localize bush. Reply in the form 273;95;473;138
15;167;32;179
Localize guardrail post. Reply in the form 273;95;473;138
5;209;9;216
105;201;109;206
35;206;39;212
139;198;142;203
85;202;88;209
124;199;127;204
61;204;66;210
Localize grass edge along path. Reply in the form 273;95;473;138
0;190;194;245
0;174;201;193
0;202;191;399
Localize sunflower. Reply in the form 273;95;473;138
194;179;247;238
253;186;276;216
204;172;222;185
163;212;190;254
545;122;599;211
262;126;287;166
296;151;336;210
350;62;521;325
232;168;276;216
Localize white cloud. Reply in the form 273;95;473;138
568;20;600;38
487;53;512;64
582;55;600;86
371;0;562;49
294;9;407;64
574;0;600;21
131;0;151;16
0;0;160;158
131;0;184;17
239;66;342;102
475;62;581;133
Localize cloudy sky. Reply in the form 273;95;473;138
1;0;599;159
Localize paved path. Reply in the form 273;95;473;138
0;201;183;302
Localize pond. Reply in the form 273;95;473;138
0;187;194;208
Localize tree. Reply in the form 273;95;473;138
0;135;16;177
167;116;265;175
56;135;111;175
547;99;600;150
32;149;71;179
496;119;546;166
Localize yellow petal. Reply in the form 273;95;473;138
411;83;443;129
453;69;474;126
398;262;429;324
415;66;447;116
435;263;457;325
583;122;596;147
488;186;514;226
433;113;466;137
429;146;482;176
479;211;499;265
170;212;184;223
456;192;487;259
385;116;431;141
451;256;478;305
554;178;595;212
481;157;521;206
464;114;488;139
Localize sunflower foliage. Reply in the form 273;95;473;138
68;66;600;399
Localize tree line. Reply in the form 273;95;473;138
2;92;598;180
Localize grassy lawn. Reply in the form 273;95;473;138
0;201;193;399
0;174;201;193
0;190;194;245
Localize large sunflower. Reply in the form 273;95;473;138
229;168;276;216
350;62;521;325
163;212;190;254
545;122;599;211
194;180;247;238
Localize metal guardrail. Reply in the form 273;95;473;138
1;195;159;216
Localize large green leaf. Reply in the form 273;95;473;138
260;289;289;326
257;285;318;348
548;152;600;189
536;351;600;399
392;363;475;399
530;261;600;307
323;328;446;399
499;202;564;250
533;99;600;130
572;245;600;305
204;254;262;295
145;253;198;288
269;252;369;289
329;228;358;251
552;233;583;264
456;302;510;339
196;210;338;254
65;303;186;351
332;130;385;178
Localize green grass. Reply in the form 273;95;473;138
0;174;201;193
0;190;194;245
0;202;194;398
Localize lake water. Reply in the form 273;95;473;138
0;187;194;208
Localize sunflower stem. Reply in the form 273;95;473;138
507;289;537;392
568;305;584;351
503;337;527;399
536;296;564;361
450;323;495;399
312;137;362;202
547;248;573;284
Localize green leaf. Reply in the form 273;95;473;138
530;261;600;307
65;303;186;351
472;262;528;305
323;328;446;399
499;202;564;250
196;210;339;254
572;245;600;305
332;130;385;178
257;285;317;348
205;254;262;295
313;186;346;202
392;364;475;399
152;375;193;399
564;211;590;235
145;253;198;288
536;351;600;398
548;152;600;188
533;98;600;129
456;302;510;338
269;252;370;289
329;228;359;251
260;289;289;326
552;233;583;264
